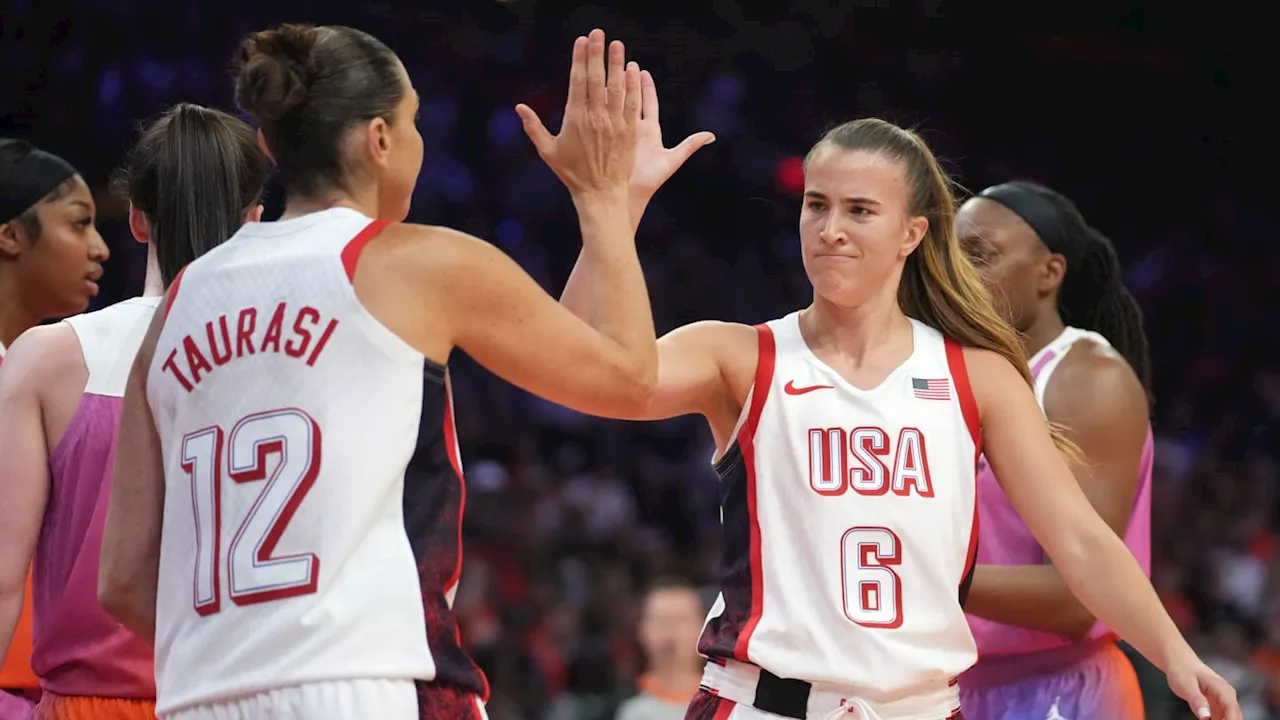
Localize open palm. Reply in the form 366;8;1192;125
629;70;716;203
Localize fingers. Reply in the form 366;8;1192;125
514;104;553;155
1212;679;1242;720
586;29;607;108
565;36;588;114
640;70;659;123
606;39;627;117
672;131;717;162
623;62;641;127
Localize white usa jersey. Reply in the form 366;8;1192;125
147;208;487;715
698;312;981;710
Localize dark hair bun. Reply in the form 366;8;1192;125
234;24;321;123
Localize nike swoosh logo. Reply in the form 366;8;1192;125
784;380;834;396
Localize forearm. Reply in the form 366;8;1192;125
561;191;648;322
1051;523;1190;672
566;189;657;380
964;564;1095;638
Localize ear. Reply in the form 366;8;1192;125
256;130;276;166
901;216;929;258
367;117;393;169
0;221;20;259
246;204;265;223
128;203;151;244
1039;253;1067;294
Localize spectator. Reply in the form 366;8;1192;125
615;578;707;720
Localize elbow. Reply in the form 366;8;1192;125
613;358;658;418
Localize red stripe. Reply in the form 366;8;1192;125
712;696;738;720
441;374;490;703
340;219;391;281
732;324;775;662
943;337;982;591
163;265;189;321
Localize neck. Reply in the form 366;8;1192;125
279;186;380;222
142;243;165;297
0;265;44;348
804;283;910;362
1021;306;1067;358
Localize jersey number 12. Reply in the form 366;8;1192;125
182;407;322;616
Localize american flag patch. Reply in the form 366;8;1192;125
912;377;950;401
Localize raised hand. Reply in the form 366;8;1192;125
515;29;639;197
629;69;716;205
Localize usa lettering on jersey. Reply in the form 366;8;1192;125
807;426;934;498
161;302;339;392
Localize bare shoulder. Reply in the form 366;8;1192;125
960;345;1024;387
1043;339;1148;428
2;323;83;383
670;320;758;386
366;223;499;276
347;223;498;361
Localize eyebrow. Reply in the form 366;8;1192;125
67;199;93;212
803;191;881;205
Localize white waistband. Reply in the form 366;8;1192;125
701;660;960;720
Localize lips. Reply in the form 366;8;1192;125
85;268;103;295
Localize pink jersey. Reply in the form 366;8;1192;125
967;326;1153;657
31;298;157;698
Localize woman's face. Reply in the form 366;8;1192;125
2;176;108;317
798;146;927;307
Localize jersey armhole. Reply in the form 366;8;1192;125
943;337;981;457
340;219;392;282
713;324;777;468
739;324;776;442
162;265;189;321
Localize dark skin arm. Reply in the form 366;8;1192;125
964;341;1150;638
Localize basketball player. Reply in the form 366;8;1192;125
99;25;654;720
545;111;1238;719
955;181;1160;720
0;141;108;719
0;104;268;720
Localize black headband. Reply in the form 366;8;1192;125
0;148;79;224
978;182;1080;268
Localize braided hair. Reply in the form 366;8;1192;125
979;181;1153;406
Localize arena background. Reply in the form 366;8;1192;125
2;1;1275;718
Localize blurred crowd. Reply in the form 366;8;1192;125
2;1;1274;718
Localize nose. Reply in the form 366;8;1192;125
818;215;846;246
87;226;110;263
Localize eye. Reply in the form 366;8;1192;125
75;217;94;229
805;200;827;212
850;206;871;216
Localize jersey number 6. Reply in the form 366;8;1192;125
840;526;903;628
183;407;322;616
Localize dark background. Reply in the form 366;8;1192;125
3;1;1276;717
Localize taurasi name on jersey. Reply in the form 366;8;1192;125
160;302;339;393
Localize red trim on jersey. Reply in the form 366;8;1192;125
163;265;189;321
442;375;491;703
733;324;776;662
712;696;738;720
943;337;982;593
340;219;392;281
